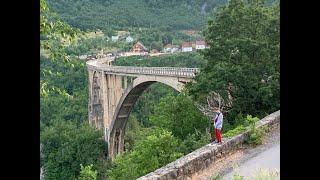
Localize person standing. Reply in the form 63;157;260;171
212;107;223;144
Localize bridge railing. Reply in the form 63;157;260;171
87;64;200;78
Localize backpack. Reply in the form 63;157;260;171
212;113;220;123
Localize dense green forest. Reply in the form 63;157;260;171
46;0;228;31
41;0;279;179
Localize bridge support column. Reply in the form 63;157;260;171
98;73;127;157
123;76;127;89
100;72;109;142
88;70;93;126
108;128;125;158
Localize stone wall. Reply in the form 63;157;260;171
137;110;280;180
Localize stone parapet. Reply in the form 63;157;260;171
138;110;280;180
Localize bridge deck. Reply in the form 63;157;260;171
87;60;200;78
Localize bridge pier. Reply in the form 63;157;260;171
87;59;198;158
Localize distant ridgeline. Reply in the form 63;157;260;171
46;0;228;31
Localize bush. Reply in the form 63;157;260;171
150;93;208;140
227;168;279;180
252;168;280;180
223;125;246;138
107;129;183;180
245;115;266;145
178;133;210;155
78;164;97;180
211;173;222;180
233;174;244;180
41;120;108;180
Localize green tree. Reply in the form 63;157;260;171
150;41;163;51
46;0;229;31
187;0;280;123
162;34;172;45
150;93;208;140
79;164;98;180
107;129;182;180
40;0;83;108
41;0;80;62
40;57;88;126
245;115;266;145
177;133;210;155
41;120;108;180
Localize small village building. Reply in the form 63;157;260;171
195;40;206;50
117;31;130;41
111;36;119;42
170;45;180;53
163;44;180;53
126;35;134;43
181;41;193;52
132;41;148;53
163;44;173;53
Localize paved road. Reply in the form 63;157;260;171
222;144;279;179
222;130;280;179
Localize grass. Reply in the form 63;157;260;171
252;168;280;180
212;168;279;180
223;125;246;138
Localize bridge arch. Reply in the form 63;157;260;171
86;59;199;158
108;76;185;157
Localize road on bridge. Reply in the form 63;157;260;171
222;126;280;179
222;142;280;179
193;126;280;180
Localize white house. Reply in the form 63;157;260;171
163;44;172;53
181;41;193;52
163;44;180;53
170;45;180;53
195;40;206;50
126;35;134;43
111;36;119;42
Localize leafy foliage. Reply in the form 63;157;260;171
246;115;266;145
79;164;98;180
40;57;88;126
41;0;80;62
211;173;222;180
225;168;279;180
177;132;210;155
46;0;228;31
41;120;108;180
150;93;208;140
223;125;246;138
187;0;280;124
233;174;244;180
107;129;183;180
252;168;280;180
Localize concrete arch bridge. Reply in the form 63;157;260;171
86;59;199;158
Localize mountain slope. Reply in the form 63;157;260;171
47;0;227;31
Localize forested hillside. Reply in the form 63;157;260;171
46;0;228;31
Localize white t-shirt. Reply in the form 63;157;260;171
214;112;223;130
